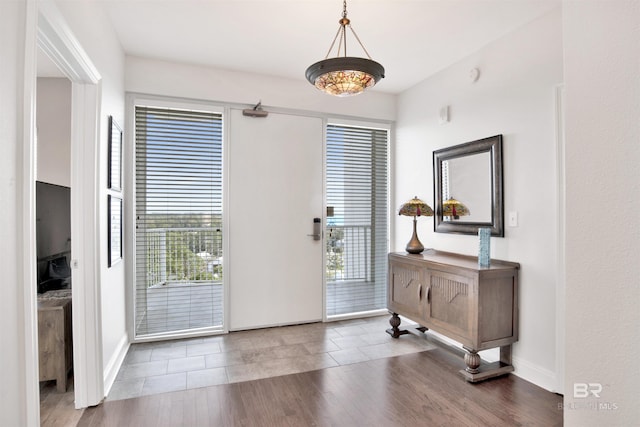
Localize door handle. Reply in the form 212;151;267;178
307;217;321;240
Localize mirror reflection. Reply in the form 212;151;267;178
442;152;491;222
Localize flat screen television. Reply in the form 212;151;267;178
36;181;71;292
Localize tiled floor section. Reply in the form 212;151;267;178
108;315;435;401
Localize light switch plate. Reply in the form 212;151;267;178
508;211;518;227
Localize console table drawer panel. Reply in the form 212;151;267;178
389;262;425;319
427;272;474;339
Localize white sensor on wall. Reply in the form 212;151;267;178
438;105;450;124
470;68;480;83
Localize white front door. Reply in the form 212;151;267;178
228;110;324;330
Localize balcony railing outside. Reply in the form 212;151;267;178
144;227;222;288
136;224;377;335
136;227;222;336
145;224;370;288
326;224;371;282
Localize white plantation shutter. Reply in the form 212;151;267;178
326;123;389;316
134;104;223;337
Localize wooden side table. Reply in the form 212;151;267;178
38;297;73;392
387;250;519;382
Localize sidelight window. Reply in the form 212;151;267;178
326;123;389;316
134;103;223;337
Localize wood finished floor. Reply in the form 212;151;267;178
77;346;563;427
40;377;84;427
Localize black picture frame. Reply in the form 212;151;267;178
108;194;122;267
108;116;122;191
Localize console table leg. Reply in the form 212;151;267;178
459;345;514;382
500;345;512;366
463;348;481;374
386;312;409;338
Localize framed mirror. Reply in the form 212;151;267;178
433;135;504;236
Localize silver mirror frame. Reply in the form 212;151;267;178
433;135;504;237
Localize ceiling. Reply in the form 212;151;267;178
40;0;560;94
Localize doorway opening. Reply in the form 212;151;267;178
27;4;104;423
35;49;75;423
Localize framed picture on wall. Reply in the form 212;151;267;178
108;194;122;267
108;115;122;191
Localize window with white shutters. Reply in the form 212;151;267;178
326;123;389;316
134;104;223;337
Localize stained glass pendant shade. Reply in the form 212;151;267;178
305;1;385;97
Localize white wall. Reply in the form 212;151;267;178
36;78;71;187
563;1;640;425
395;9;563;390
125;56;396;122
56;1;128;393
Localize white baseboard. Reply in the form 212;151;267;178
103;335;129;398
512;355;559;393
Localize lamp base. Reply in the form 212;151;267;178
405;218;424;254
406;245;424;254
406;242;424;254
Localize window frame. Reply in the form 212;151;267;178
324;118;392;319
126;94;228;341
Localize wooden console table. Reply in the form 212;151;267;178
387;250;519;382
38;297;73;391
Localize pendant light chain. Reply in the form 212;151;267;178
322;0;373;60
342;0;348;56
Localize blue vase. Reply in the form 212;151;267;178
478;228;491;268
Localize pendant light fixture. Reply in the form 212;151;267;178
305;0;385;97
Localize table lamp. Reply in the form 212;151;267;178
398;196;433;254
